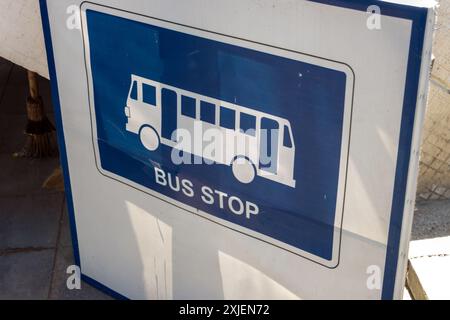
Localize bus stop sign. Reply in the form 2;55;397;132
40;0;435;299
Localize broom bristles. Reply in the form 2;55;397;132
14;93;58;158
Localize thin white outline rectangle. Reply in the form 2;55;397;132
80;1;355;268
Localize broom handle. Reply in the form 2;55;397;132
27;71;39;100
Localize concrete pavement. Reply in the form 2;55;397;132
0;57;110;300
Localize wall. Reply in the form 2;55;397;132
0;0;48;78
417;0;450;200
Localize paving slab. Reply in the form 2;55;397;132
59;200;74;248
0;192;64;250
412;200;450;240
0;155;60;197
0;61;110;300
0;249;54;300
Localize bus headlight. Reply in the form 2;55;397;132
124;106;130;117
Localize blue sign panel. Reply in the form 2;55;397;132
83;6;353;266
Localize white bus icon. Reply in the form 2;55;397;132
124;74;296;188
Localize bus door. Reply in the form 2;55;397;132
259;117;279;174
161;88;178;141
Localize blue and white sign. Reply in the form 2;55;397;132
41;0;435;299
83;4;353;267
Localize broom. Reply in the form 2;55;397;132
14;70;58;158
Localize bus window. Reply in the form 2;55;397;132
220;107;235;129
259;117;279;173
200;101;215;124
161;88;177;141
129;80;138;100
283;125;292;148
142;83;156;106
240;113;256;136
181;95;196;118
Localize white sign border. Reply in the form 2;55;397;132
80;1;355;269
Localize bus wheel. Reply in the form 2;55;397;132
140;126;159;151
231;157;255;184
